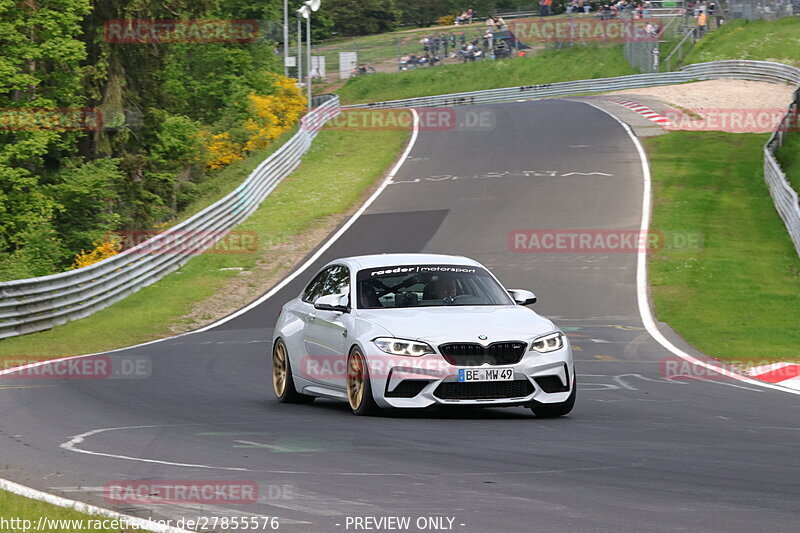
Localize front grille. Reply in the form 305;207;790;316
434;380;533;400
385;380;428;398
438;342;526;366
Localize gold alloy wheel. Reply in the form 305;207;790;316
273;342;287;397
347;351;365;411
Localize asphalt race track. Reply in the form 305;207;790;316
1;100;798;533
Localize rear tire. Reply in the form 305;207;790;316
529;377;576;418
273;339;314;404
347;348;380;416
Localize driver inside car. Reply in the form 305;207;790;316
423;275;458;301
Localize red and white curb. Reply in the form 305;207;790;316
746;363;800;391
605;97;671;126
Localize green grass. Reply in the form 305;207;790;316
0;125;410;360
774;130;800;193
646;131;800;364
0;490;145;532
338;45;636;104
684;17;800;66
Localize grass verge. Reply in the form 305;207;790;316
774;130;800;193
337;45;635;104
0;490;145;532
0;125;410;361
646;131;800;364
684;17;800;66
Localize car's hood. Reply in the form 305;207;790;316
357;305;556;344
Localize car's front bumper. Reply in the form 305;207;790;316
366;347;574;409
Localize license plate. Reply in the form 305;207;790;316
458;367;514;382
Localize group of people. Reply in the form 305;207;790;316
401;28;519;70
557;1;655;19
688;2;720;36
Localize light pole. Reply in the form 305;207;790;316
283;0;289;76
296;8;305;86
302;0;321;111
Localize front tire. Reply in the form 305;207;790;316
272;339;314;404
347;348;380;416
529;377;576;418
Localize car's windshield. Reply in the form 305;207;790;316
356;264;512;309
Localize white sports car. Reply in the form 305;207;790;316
271;253;575;416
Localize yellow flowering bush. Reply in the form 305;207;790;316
72;238;122;269
201;131;244;170
244;74;307;152
199;74;306;171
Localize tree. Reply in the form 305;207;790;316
325;0;399;36
398;0;454;27
0;0;91;258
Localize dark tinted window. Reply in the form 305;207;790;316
321;265;350;298
302;265;350;303
302;269;329;303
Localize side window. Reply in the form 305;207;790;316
301;265;350;303
302;269;329;303
321;265;350;298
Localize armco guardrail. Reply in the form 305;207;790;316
346;60;800;256
0;96;341;339
765;88;800;257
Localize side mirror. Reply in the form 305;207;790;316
508;289;537;306
314;293;349;313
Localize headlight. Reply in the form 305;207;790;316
373;337;434;357
530;332;564;353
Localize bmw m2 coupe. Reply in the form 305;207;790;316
271;254;575;416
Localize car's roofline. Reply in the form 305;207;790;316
330;253;481;271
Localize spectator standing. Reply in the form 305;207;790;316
697;11;707;36
540;0;553;16
708;2;717;27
